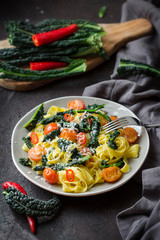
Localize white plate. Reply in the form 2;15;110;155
11;96;149;197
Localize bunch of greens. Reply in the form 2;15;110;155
5;19;107;58
0;19;108;82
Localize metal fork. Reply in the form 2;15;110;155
101;116;160;134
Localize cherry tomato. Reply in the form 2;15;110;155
30;132;39;144
28;145;46;161
102;166;122;182
79;146;92;156
77;132;86;145
64;113;74;122
67;100;85;110
59;128;77;142
110;116;118;121
44;123;59;135
66;169;74;182
121;127;138;144
103;116;118;125
43;168;59;184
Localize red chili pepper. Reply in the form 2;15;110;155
2;181;36;234
64;113;74;122
32;23;78;47
30;62;68;71
77;132;87;145
66;169;75;182
30;132;39;144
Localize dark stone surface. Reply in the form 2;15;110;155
0;1;142;239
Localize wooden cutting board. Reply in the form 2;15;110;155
0;18;152;91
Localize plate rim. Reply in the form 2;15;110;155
11;96;150;197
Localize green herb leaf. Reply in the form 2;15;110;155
98;6;107;18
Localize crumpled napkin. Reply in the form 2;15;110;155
83;0;160;239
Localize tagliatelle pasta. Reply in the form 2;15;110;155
21;100;140;193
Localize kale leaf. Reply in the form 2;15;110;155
3;187;61;217
41;109;74;125
107;130;120;150
89;117;101;148
57;138;73;152
100;159;124;168
41;154;48;166
19;158;32;166
22;136;33;149
78;115;92;132
23;103;44;131
43;129;60;142
87;104;104;110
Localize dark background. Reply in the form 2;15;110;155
0;1;142;239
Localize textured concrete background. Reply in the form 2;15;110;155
0;1;142;239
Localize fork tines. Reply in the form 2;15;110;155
101;117;129;133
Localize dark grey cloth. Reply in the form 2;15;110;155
83;0;160;239
117;167;160;240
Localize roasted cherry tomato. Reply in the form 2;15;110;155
121;127;138;144
79;146;92;156
103;116;118;125
66;169;75;182
28;145;46;161
102;166;122;182
59;128;77;142
77;132;86;145
110;116;118;121
30;132;39;144
44;123;59;135
43;168;59;184
67;100;85;110
64;113;74;122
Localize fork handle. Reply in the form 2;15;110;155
144;123;160;128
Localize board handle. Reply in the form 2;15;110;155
101;18;153;56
